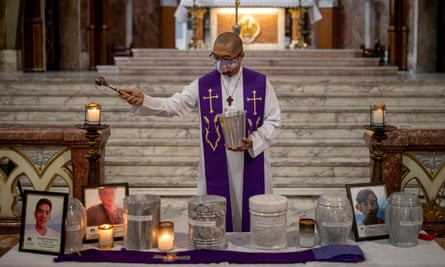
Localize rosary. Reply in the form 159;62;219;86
222;75;241;106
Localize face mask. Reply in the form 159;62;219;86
215;59;239;74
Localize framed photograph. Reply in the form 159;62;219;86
346;182;389;241
19;190;68;255
82;183;129;241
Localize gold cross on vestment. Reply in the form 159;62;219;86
203;88;218;114
247;90;262;115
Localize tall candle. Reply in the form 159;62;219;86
157;221;174;251
87;103;101;125
98;224;114;249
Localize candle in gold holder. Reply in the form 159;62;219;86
98;224;114;249
157;221;174;251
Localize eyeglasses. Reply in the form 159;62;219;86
209;50;242;62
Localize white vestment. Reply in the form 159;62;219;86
131;67;281;231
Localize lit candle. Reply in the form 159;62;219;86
157;221;174;251
87;103;101;125
371;104;385;126
98;224;114;249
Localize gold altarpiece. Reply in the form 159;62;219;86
181;0;323;50
210;8;286;50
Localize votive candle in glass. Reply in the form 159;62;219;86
98;224;114;249
299;218;315;248
157;221;174;251
86;103;101;125
371;104;386;127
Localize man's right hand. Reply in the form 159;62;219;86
119;88;144;105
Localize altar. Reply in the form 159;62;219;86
176;0;324;50
1;232;445;267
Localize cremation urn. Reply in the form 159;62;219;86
315;193;353;244
385;192;423;247
249;194;288;249
123;194;160;250
188;195;227;250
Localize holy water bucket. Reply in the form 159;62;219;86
218;110;246;148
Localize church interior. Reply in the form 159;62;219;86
1;0;445;263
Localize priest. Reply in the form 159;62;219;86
119;32;281;232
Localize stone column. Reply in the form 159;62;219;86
125;0;133;49
364;0;372;49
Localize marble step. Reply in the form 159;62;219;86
106;137;369;158
3;79;443;112
103;155;370;187
3;120;443;140
97;65;399;76
102;48;398;76
4;90;445;108
114;56;382;68
2;106;443;124
2;78;444;96
130;48;364;58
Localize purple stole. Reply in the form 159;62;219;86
198;68;266;232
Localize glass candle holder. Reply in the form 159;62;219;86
157;221;174;251
86;103;101;125
98;224;114;249
299;218;315;248
370;104;386;127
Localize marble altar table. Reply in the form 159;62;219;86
1;231;444;267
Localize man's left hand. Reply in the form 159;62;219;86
227;137;252;152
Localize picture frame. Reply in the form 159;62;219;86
19;190;68;255
345;182;389;241
82;183;129;242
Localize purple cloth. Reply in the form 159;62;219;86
240;68;266;232
198;68;266;232
199;70;233;231
54;244;365;264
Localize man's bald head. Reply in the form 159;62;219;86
214;32;243;54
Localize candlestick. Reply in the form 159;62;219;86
364;104;396;183
157;221;174;251
98;224;114;249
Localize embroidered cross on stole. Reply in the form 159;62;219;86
198;68;266;232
